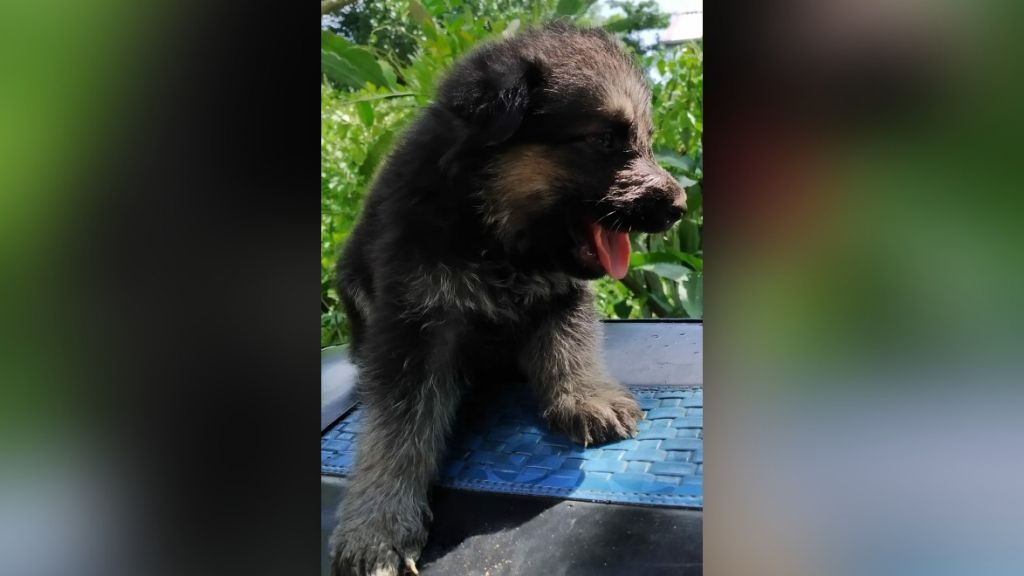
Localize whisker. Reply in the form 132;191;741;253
596;210;616;225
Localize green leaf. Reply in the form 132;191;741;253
602;15;630;33
356;101;374;127
678;218;701;254
321;51;364;90
677;174;698;187
655;151;695;174
503;18;521;38
630;250;702;272
679;272;703;318
358;129;397;179
637;262;691;282
683;183;702;215
613;300;633;319
320;29;352;56
378;60;398;88
337;92;417;104
338;48;390;89
321;31;391;89
643;269;669;301
646;291;676;317
556;0;596;17
409;0;438;40
667;273;686;312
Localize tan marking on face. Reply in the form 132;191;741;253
484;144;563;240
598;67;654;148
602;92;635;123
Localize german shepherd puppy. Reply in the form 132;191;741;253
330;23;686;576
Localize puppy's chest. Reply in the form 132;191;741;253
404;265;575;323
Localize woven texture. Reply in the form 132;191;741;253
321;386;703;508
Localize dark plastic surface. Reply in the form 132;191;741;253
321;347;357;431
322;478;702;576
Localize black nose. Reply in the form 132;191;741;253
665;202;686;222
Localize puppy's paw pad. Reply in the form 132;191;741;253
546;387;643;446
330;532;422;576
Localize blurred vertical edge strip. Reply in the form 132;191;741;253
0;1;320;576
706;1;1024;575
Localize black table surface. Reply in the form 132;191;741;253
320;320;703;575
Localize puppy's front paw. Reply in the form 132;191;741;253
544;384;644;446
329;522;425;576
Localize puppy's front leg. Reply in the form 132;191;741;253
329;328;462;576
520;288;643;446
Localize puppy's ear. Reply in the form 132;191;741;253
473;58;540;145
440;52;543;147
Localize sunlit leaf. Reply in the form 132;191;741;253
637;262;691;282
503;18;521;38
321;31;391;89
679;272;703;318
409;0;438;40
321;50;364;89
356;101;375;127
631;250;702;272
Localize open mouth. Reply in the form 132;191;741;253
576;217;631;280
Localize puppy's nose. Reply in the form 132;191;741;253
666;192;687;222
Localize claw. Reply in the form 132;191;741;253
404;557;419;576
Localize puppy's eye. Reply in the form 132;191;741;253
588;131;617;151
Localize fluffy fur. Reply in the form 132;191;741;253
330;23;686;576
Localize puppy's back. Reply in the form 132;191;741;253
334;103;469;352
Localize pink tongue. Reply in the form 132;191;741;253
589;223;631;279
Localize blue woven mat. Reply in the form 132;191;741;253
321;386;703;508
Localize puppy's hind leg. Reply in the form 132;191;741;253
519;288;643;447
329;324;462;576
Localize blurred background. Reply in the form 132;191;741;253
320;0;704;347
706;1;1024;575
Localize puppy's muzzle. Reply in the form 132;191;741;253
604;158;687;233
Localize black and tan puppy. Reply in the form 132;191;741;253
330;23;686;576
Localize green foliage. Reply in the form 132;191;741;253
603;0;671;53
321;83;417;345
604;0;669;33
324;0;421;65
321;0;702;347
321;31;393;90
556;0;597;17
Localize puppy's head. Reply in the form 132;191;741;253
437;23;686;280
